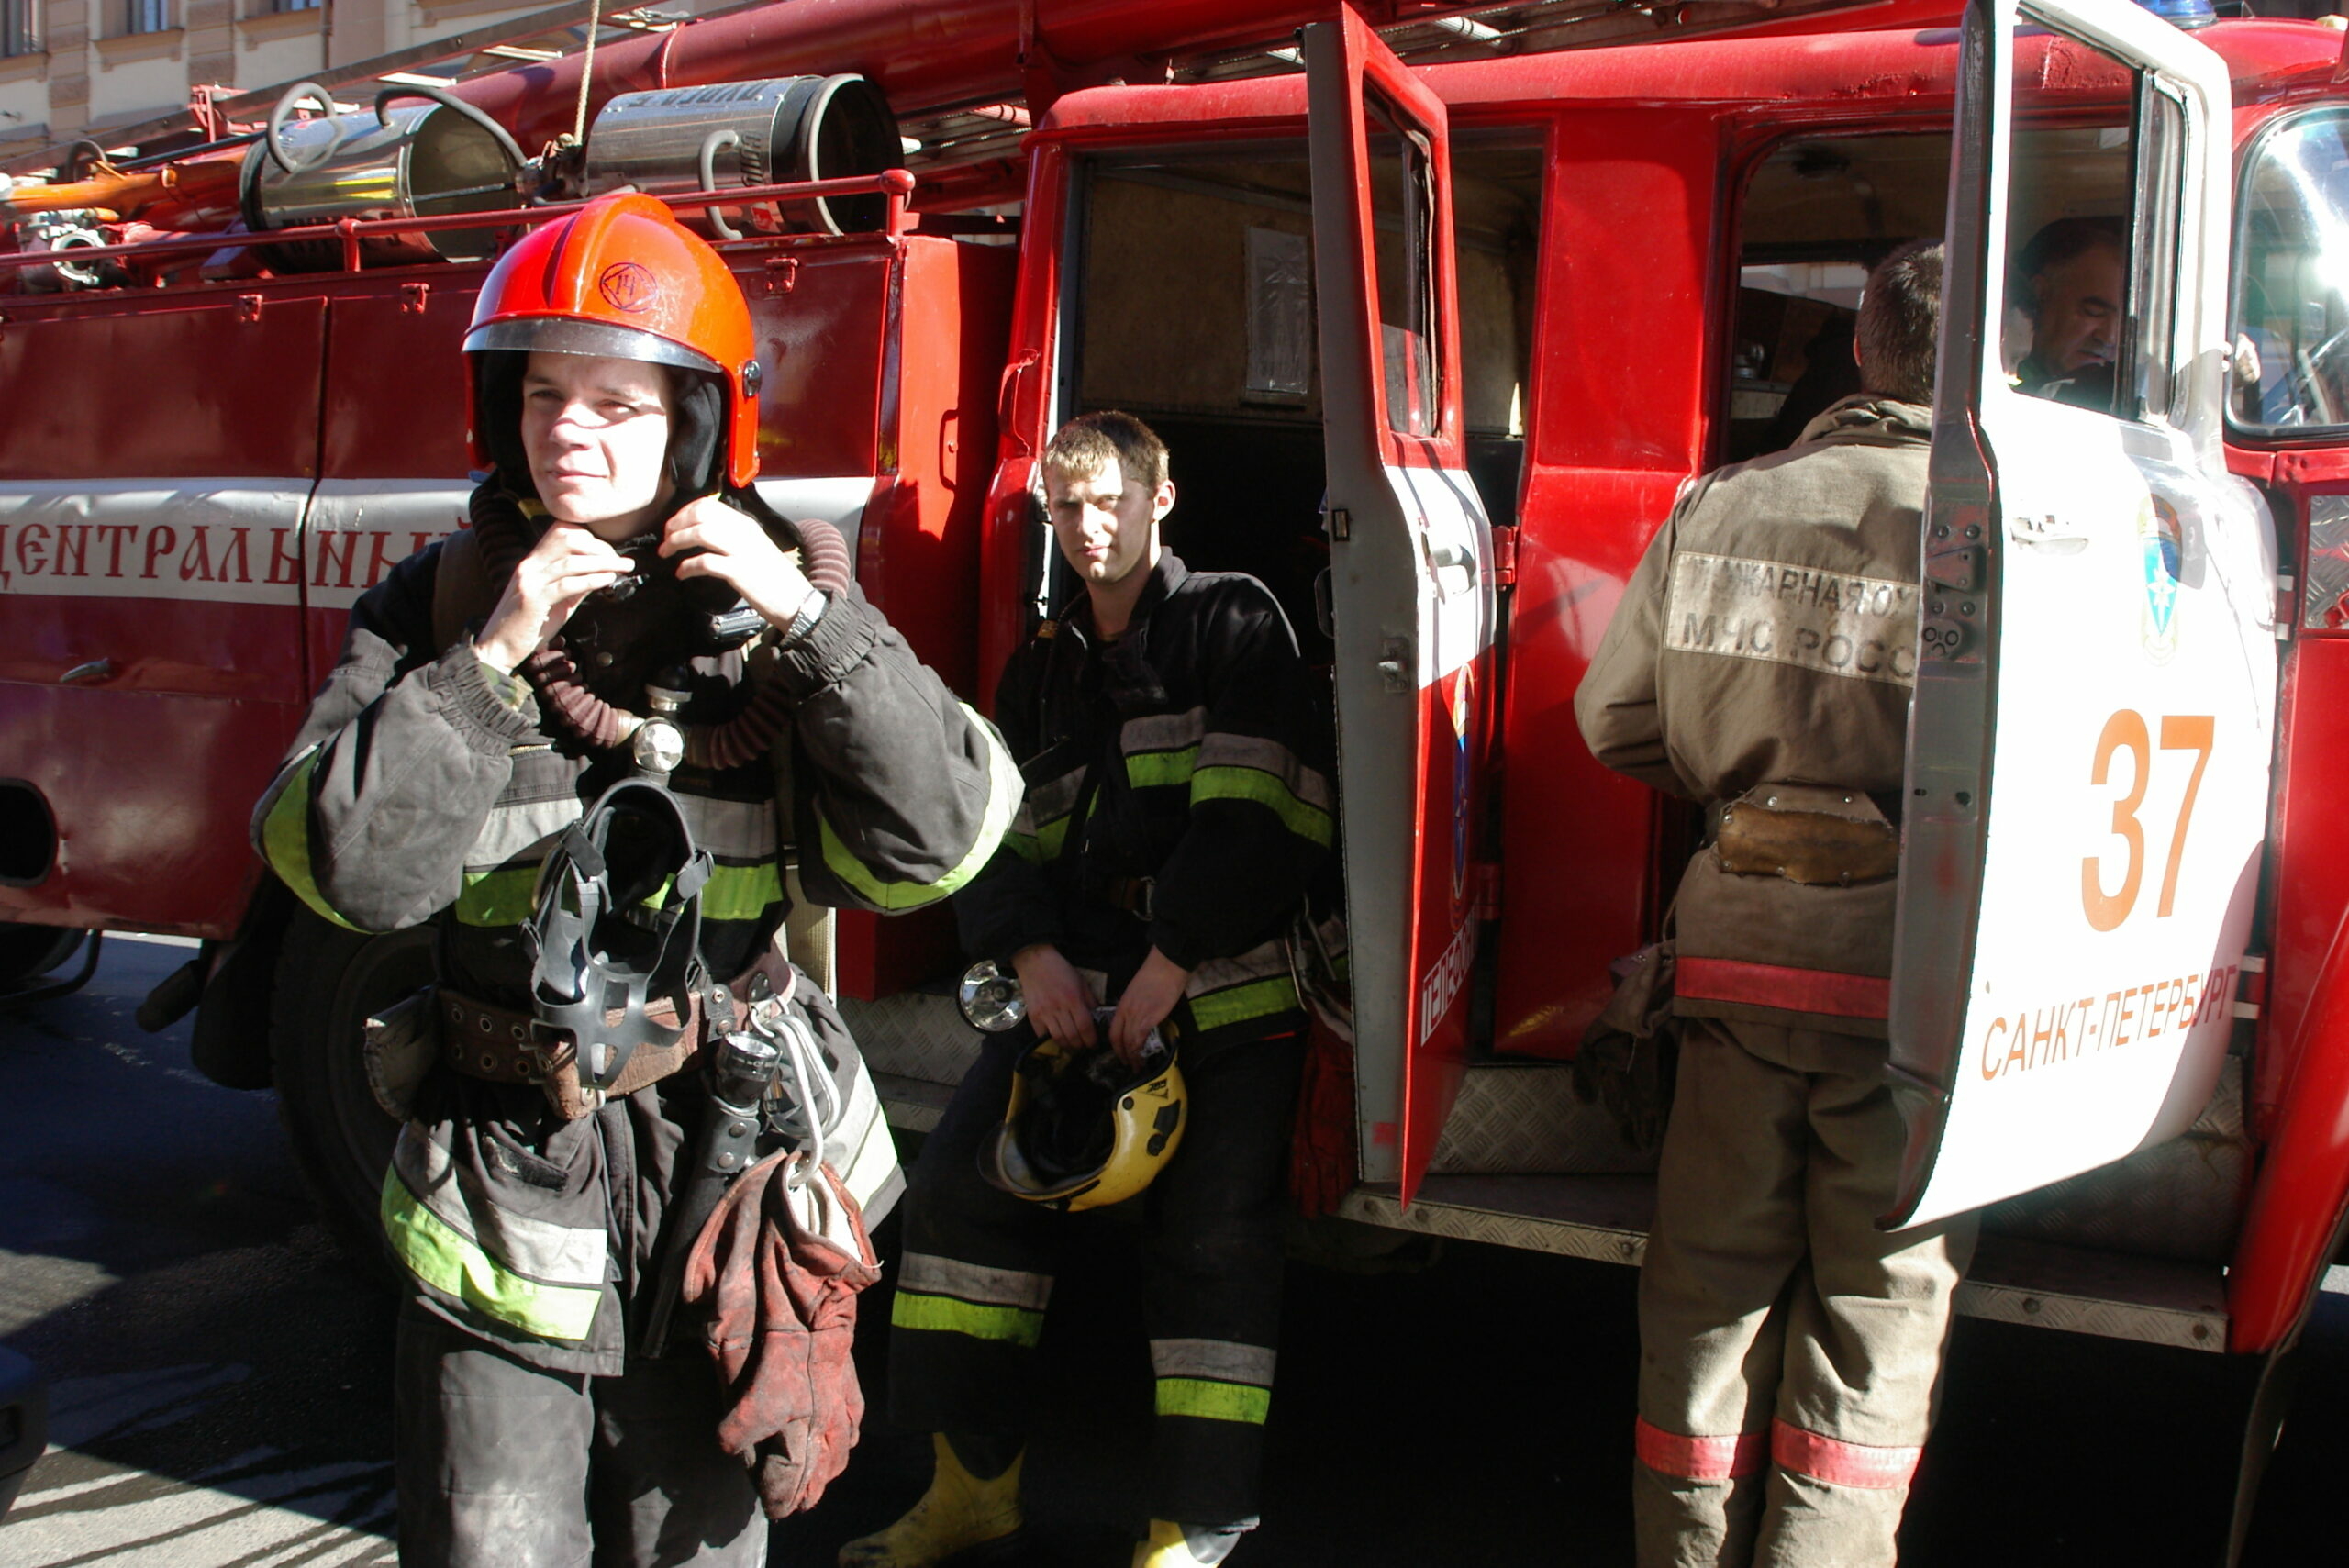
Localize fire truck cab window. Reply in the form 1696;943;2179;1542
2232;107;2349;435
1731;74;2165;462
1069;141;1540;650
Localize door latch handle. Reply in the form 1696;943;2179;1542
60;659;113;685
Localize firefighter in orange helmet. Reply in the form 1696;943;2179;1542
252;193;1016;1565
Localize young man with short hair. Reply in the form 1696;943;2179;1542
847;411;1334;1568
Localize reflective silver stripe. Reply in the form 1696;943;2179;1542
897;1251;1053;1311
1022;765;1090;829
1185;937;1291;1000
675;793;778;862
1196;732;1334;811
1120;707;1208;756
462;795;584;873
394;1123;607;1289
1151;1338;1277;1388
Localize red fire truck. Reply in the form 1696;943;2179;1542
6;0;2349;1549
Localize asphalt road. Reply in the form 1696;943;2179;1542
3;934;2346;1566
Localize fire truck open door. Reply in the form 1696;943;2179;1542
1304;8;1497;1201
1887;0;2277;1227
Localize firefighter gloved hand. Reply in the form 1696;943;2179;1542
683;1149;881;1518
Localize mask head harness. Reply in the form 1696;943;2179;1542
527;777;714;1094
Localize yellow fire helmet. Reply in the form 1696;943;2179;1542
980;1013;1186;1212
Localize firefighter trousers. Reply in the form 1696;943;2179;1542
394;1306;767;1567
886;1031;1307;1528
1633;1017;1978;1568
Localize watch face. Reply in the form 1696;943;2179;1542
632;717;685;775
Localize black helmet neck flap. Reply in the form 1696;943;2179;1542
527;778;713;1093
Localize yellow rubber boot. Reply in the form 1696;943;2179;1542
837;1434;1024;1568
1130;1519;1242;1567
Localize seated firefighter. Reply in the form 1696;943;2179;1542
1577;241;1976;1568
251;193;1015;1567
2012;216;2125;410
846;412;1335;1568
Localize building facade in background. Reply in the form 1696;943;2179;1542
0;0;709;168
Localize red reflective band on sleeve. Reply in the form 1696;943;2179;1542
1770;1419;1920;1489
1633;1417;1767;1482
1675;957;1890;1021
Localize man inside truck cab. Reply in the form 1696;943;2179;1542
850;412;1333;1568
1576;241;1972;1568
251;193;1016;1567
2013;216;2126;409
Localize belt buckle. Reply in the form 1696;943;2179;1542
1129;875;1156;923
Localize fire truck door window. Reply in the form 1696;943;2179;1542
2002;29;2158;422
1072;142;1537;644
2230;107;2349;435
1365;95;1441;439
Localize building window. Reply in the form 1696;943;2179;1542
125;0;171;32
2;0;36;55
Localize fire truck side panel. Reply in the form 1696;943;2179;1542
1491;106;1724;1058
832;235;1018;999
0;293;329;936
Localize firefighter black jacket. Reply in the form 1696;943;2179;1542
251;487;1018;1373
956;551;1333;1051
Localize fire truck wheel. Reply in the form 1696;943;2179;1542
0;923;84;987
269;909;436;1284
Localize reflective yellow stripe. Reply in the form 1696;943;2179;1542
1125;745;1198;790
703;862;784;922
379;1168;603;1341
1007;831;1043;864
1190;765;1336;848
1154;1378;1272;1424
454;865;540;928
890;1290;1045;1346
818;706;1022;911
259;750;364;932
1187;975;1300;1032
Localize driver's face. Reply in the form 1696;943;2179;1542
2031;242;2126;374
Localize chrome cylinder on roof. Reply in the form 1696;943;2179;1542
584;76;903;237
242;101;521;268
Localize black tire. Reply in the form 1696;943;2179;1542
0;922;85;988
269;907;436;1282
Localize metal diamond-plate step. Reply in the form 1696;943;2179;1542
1429;1061;1661;1175
1339;1175;2228;1351
841;991;981;1090
1981;1058;2248;1265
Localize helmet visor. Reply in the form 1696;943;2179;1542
463;316;724;377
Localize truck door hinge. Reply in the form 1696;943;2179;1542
235;293;263;324
1475;861;1502;920
399;282;430;315
2277;573;2298;641
1489;524;1519;589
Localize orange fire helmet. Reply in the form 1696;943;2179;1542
464;192;763;489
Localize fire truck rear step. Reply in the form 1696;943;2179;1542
1333;1175;2231;1353
850;995;2243;1349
